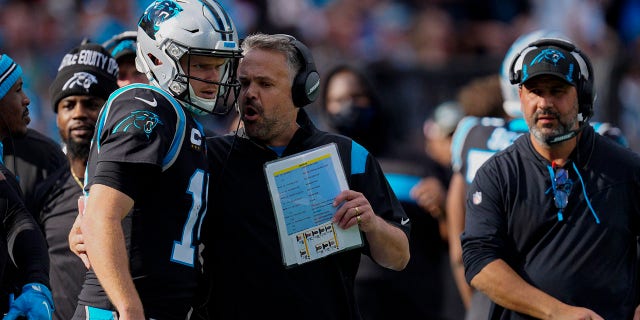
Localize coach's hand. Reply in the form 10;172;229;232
68;196;90;269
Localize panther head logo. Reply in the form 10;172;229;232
139;1;184;40
113;110;164;139
524;48;575;84
62;72;98;92
530;48;566;66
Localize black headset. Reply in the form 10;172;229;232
279;34;320;108
509;38;594;120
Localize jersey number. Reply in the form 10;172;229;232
171;169;208;267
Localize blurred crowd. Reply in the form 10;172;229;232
2;0;640;153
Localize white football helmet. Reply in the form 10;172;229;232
136;0;242;115
500;29;567;118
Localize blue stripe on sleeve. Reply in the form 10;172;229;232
384;173;420;203
451;116;479;171
351;141;368;174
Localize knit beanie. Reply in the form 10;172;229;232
0;54;23;101
49;42;119;113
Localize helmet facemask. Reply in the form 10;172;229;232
169;46;241;115
135;0;242;115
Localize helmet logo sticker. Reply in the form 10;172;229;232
139;1;184;40
62;72;98;92
112;110;164;139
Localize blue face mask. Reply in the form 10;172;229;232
328;105;376;138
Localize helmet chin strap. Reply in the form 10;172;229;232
185;86;217;115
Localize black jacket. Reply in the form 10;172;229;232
0;164;50;313
202;109;409;320
462;125;640;319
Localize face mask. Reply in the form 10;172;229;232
328;105;376;138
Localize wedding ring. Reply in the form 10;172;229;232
355;206;360;215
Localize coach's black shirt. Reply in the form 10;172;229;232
202;109;410;319
462;125;640;319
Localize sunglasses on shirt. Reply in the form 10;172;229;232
546;165;573;221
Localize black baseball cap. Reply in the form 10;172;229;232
519;45;580;86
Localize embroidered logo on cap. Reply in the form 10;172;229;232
62;72;98;92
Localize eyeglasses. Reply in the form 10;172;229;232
546;165;573;221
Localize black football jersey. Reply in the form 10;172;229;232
77;84;209;319
451;116;527;186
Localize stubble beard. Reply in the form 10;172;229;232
529;109;579;147
246;116;279;144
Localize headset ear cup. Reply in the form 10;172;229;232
287;37;319;108
572;49;594;120
304;70;320;105
579;75;594;119
292;71;307;107
292;70;320;107
581;55;594;120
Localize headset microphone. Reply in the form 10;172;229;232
544;125;586;145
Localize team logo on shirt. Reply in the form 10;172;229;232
112;110;163;139
472;191;482;205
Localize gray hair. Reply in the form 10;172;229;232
241;33;302;82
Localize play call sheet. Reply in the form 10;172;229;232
265;143;363;267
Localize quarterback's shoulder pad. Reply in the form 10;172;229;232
104;84;183;120
95;84;187;151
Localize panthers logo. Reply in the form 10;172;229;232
62;72;98;92
113;110;164;139
139;1;184;40
530;48;567;66
524;48;575;83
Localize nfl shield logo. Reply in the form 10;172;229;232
472;191;482;205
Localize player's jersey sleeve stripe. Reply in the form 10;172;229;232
160;91;186;171
94;85;132;152
384;173;420;203
592;121;604;133
508;118;529;133
451;116;479;172
591;121;629;147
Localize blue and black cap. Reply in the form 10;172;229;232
519;45;581;87
0;54;23;101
